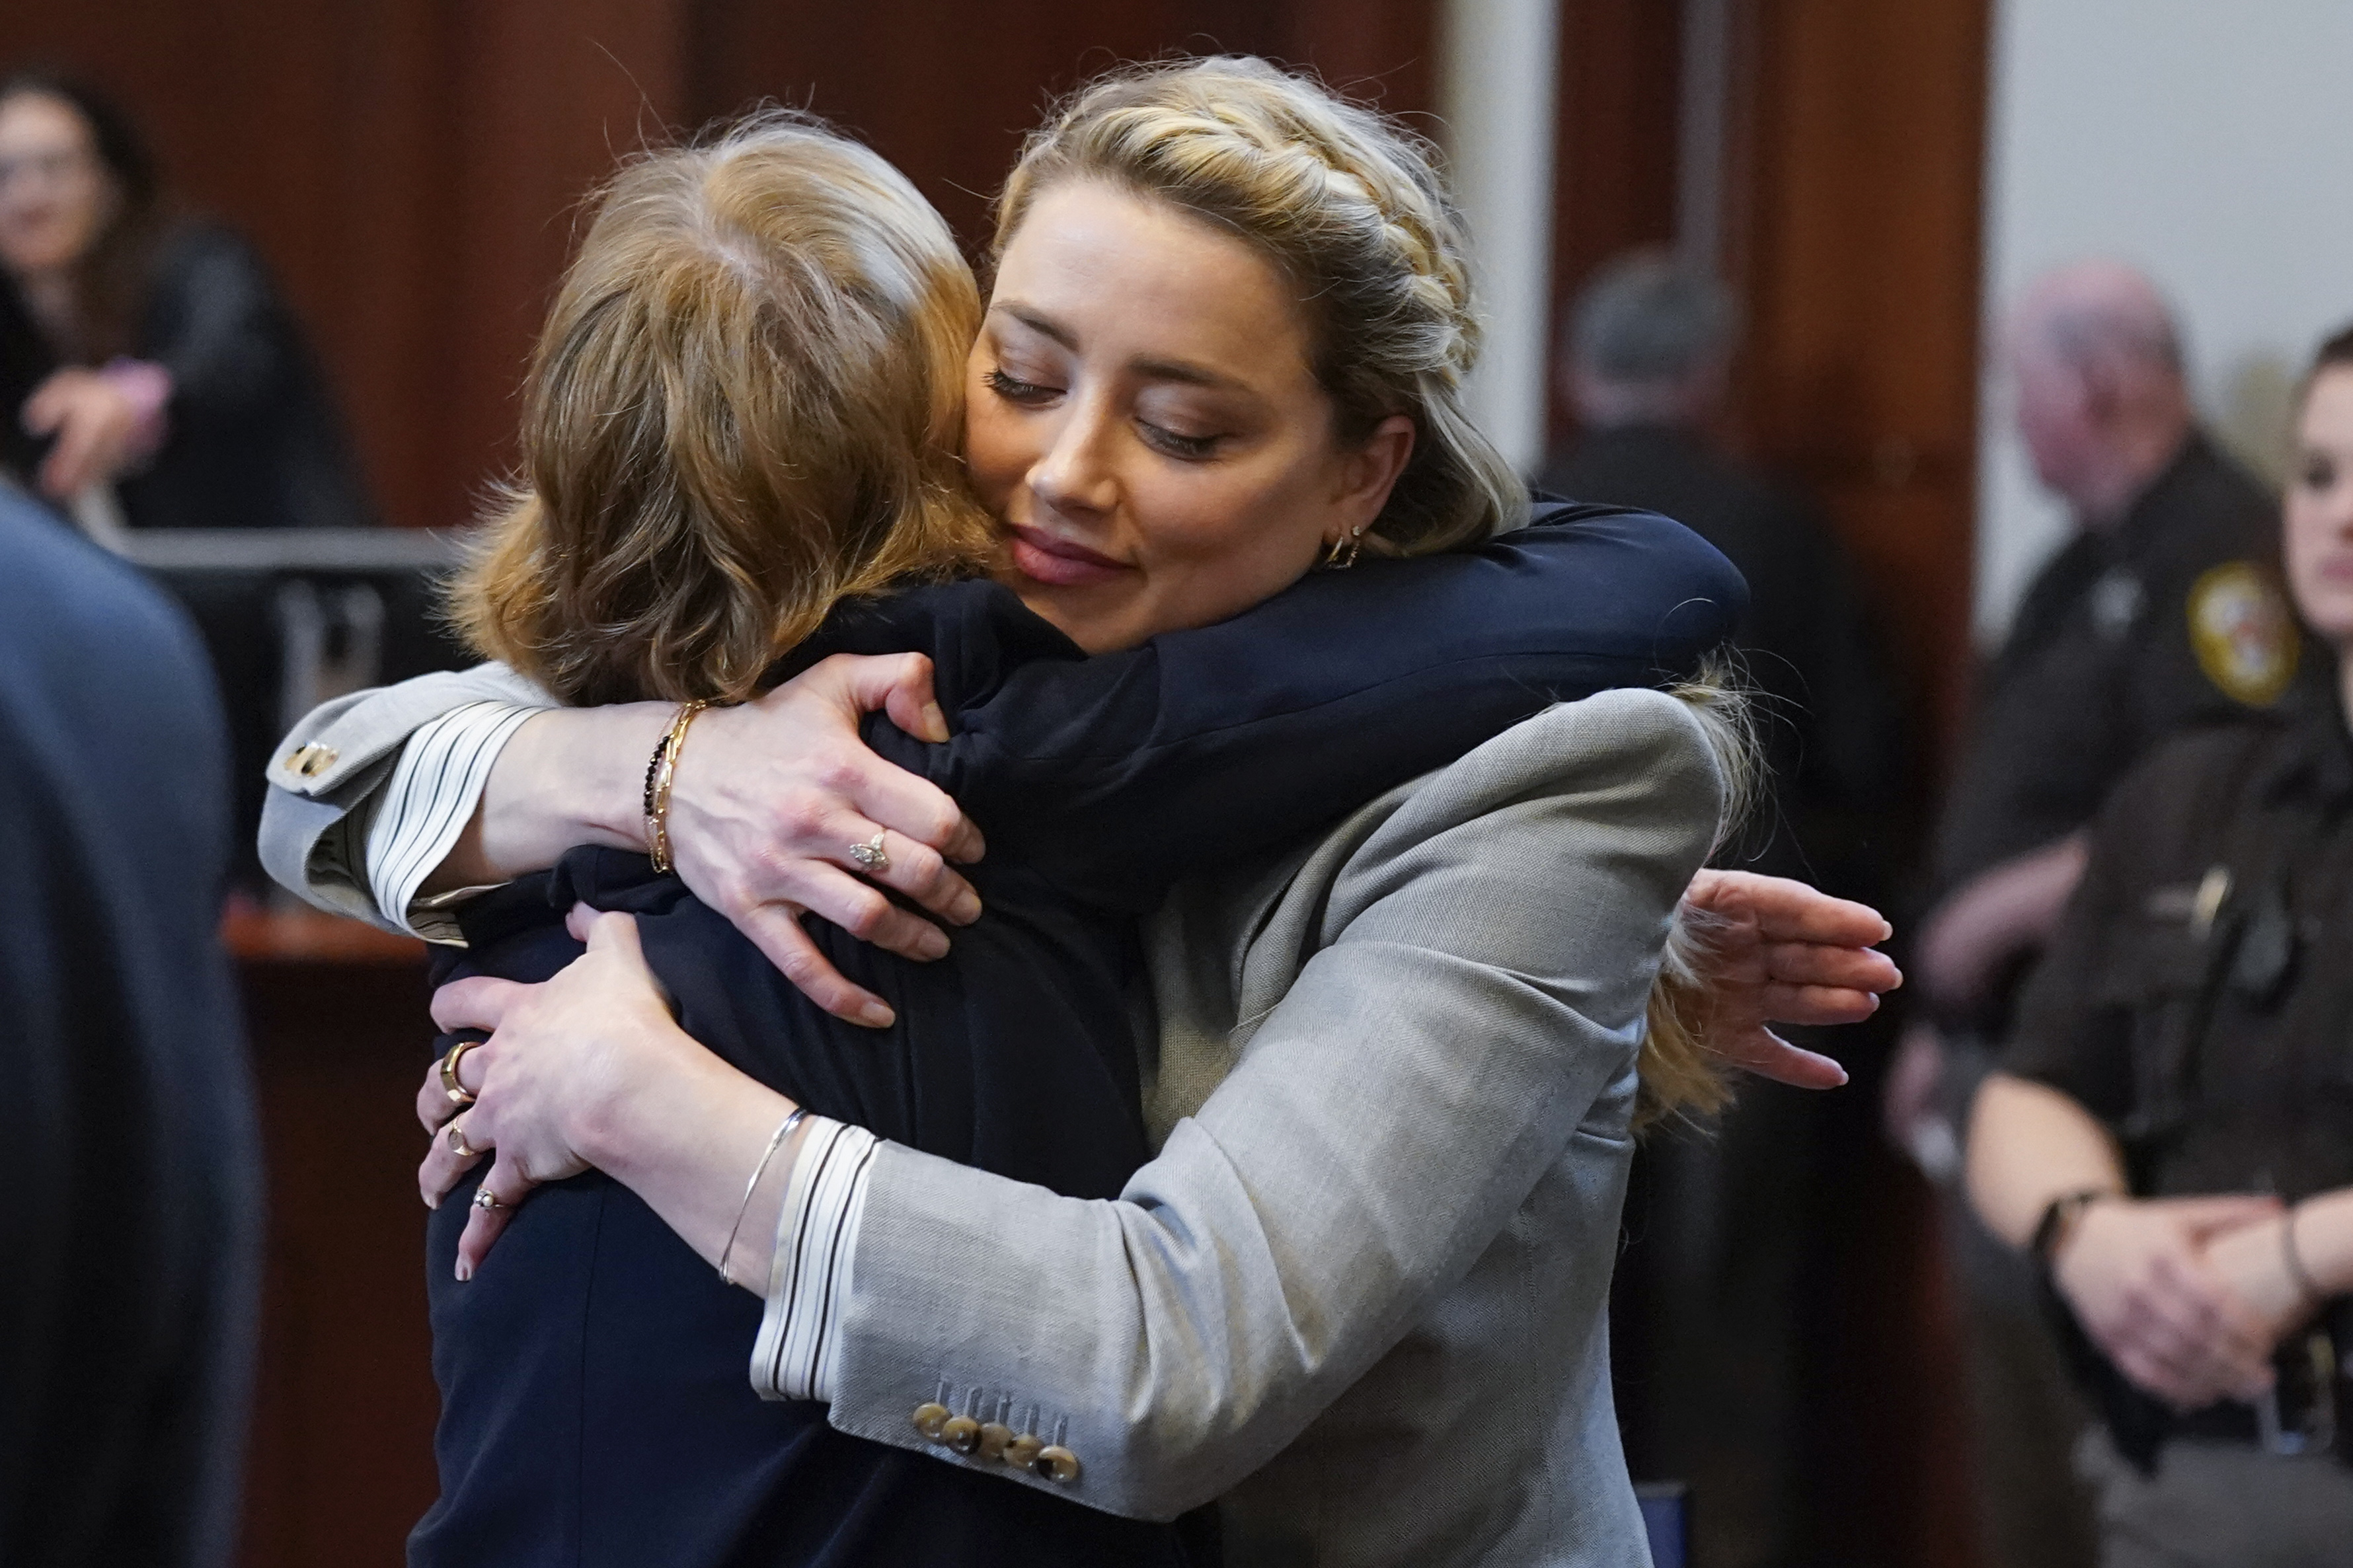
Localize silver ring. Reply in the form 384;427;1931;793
473;1187;504;1211
447;1121;480;1160
849;831;890;875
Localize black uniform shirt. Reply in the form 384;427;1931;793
1539;424;1906;888
1935;434;2294;900
2003;685;2353;1201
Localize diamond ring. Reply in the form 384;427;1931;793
849;831;890;875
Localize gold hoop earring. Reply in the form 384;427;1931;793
1321;527;1364;571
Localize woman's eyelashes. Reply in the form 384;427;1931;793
985;361;1228;461
984;366;1060;405
1138;420;1221;461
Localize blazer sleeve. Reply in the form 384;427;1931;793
867;505;1744;911
256;662;557;927
823;688;1726;1519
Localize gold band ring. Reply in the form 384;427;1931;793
473;1187;504;1211
447;1121;481;1160
440;1036;484;1107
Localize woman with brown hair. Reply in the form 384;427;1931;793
266;59;1892;1567
0;69;371;530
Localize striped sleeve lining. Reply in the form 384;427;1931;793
362;701;539;943
752;1117;878;1403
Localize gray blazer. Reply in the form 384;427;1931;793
260;676;1722;1567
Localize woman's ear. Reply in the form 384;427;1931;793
1331;413;1416;531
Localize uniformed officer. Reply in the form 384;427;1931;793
1888;261;2305;1568
1965;322;2353;1567
1539;250;1910;1568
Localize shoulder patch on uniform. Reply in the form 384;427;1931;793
2186;561;2299;708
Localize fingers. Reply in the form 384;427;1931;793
1757;981;1883;1028
418;1111;492;1210
2114;1255;2274;1404
864;652;952;745
794;655;978;859
734;903;896;1029
38;404;109;497
580;907;646;961
816;818;980;935
1715;1027;1850;1090
2161;1193;2286;1241
19;368;83;435
454;1155;540;1282
1699;871;1894;947
431;975;527;1034
1761;939;1903;995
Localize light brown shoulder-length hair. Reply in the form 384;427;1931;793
447;112;996;706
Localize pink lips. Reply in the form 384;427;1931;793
1006;525;1131;587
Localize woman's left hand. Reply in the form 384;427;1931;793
1681;870;1903;1090
418;906;690;1279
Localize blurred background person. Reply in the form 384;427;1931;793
1889;259;2307;1568
0;67;374;533
1964;321;2353;1567
0;482;260;1567
1539;248;1909;1568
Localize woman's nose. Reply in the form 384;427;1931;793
1027;394;1121;520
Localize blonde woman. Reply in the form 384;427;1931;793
266;59;1892;1567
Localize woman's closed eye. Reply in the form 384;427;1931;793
985;366;1061;405
1138;420;1222;461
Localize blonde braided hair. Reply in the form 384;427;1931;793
993;56;1527;556
999;59;1753;1127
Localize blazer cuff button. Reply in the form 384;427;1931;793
1003;1433;1044;1469
941;1416;983;1454
909;1403;950;1440
977;1422;1013;1461
1034;1445;1081;1483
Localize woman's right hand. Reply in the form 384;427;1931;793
664;653;987;1026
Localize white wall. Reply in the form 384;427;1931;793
1977;0;2353;642
1438;0;1561;475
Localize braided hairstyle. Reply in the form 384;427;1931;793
999;57;1754;1128
992;56;1527;556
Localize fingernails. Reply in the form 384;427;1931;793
913;927;950;961
949;889;982;925
425;1193;439;1211
922;702;950;743
860;1001;896;1028
455;1258;472;1283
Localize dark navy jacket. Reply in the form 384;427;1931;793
411;504;1746;1568
0;490;260;1568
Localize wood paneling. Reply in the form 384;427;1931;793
1;5;1432;541
1547;0;1685;450
235;951;438;1568
0;6;693;535
1720;0;1989;768
687;0;1434;249
1715;5;1993;1567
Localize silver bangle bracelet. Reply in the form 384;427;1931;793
718;1107;808;1288
2282;1202;2327;1306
